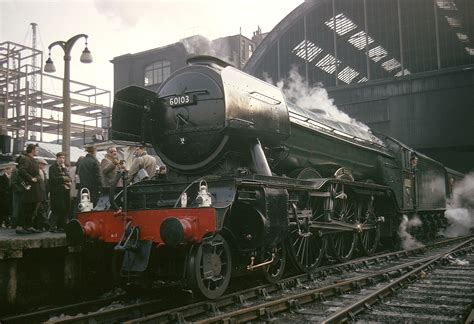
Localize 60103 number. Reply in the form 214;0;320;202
169;95;193;107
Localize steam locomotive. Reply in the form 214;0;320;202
66;56;463;299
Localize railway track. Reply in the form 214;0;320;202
173;237;473;323
4;236;470;323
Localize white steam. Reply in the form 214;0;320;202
274;68;370;131
180;35;239;67
442;173;474;237
399;215;424;250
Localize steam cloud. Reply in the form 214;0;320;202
274;68;371;131
443;173;474;237
180;35;239;67
399;215;424;250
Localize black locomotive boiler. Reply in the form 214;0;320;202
67;56;462;299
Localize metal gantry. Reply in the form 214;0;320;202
0;41;111;149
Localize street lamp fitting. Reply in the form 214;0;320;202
44;56;56;73
80;46;93;63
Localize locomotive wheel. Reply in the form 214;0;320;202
358;198;380;256
287;195;327;272
290;167;322;180
261;242;287;283
185;233;232;299
329;188;359;262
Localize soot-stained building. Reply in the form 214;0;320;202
244;0;474;172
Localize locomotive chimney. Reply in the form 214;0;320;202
186;55;232;69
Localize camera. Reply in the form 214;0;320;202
21;181;31;191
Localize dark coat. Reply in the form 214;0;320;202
78;154;103;203
0;174;12;217
49;162;70;212
37;170;48;202
18;154;43;203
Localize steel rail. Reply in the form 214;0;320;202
190;238;473;323
1;294;125;324
125;236;472;324
321;237;474;323
19;236;468;323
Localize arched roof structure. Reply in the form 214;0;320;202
244;0;474;87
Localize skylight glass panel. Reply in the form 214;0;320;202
348;31;374;50
325;13;358;36
338;66;359;84
395;69;411;77
368;46;388;62
381;58;401;72
445;16;462;27
436;0;458;10
456;33;469;42
292;40;323;62
357;77;369;83
315;54;341;74
465;47;474;55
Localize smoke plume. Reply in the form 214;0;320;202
180;35;239;67
275;68;371;131
442;173;474;237
399;215;424;250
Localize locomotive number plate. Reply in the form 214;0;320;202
168;94;195;107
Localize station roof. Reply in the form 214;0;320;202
245;0;474;87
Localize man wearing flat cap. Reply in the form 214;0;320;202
49;152;71;232
0;161;16;228
77;145;103;206
36;158;49;231
17;143;42;234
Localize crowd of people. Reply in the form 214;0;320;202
0;143;160;235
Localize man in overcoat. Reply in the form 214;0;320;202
17;144;42;234
100;146;124;186
78;145;103;206
129;146;157;183
49;152;71;232
0;162;15;228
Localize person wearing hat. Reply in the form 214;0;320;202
49;152;71;232
100;146;126;187
35;158;49;231
77;145;103;207
17;143;42;234
11;155;25;228
0;161;16;228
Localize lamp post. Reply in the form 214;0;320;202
44;34;92;165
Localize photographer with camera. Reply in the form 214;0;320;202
100;146;125;187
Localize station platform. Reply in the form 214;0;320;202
0;228;67;253
0;228;82;314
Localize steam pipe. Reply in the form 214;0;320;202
249;138;272;176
